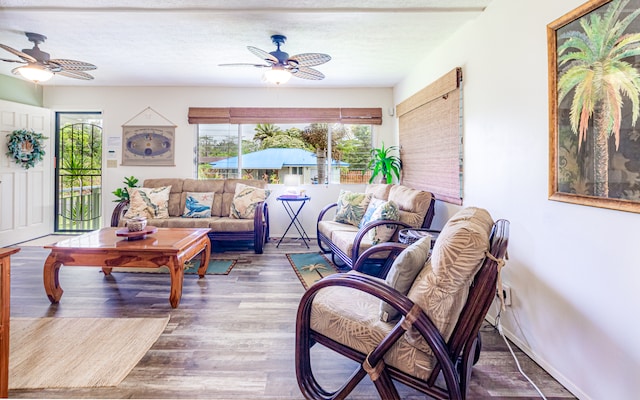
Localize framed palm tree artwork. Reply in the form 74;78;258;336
548;0;640;213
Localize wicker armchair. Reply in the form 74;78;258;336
296;207;509;399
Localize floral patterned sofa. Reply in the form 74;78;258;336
111;178;270;253
316;184;435;268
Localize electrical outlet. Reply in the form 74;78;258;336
496;285;512;306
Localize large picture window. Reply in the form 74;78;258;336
196;122;373;184
190;107;380;184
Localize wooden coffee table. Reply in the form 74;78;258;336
43;227;211;308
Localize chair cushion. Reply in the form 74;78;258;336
230;183;271;219
182;192;214;218
311;271;438;380
333;190;372;227
367;200;400;244
389;185;432;228
124;186;171;220
404;207;493;353
380;236;432;322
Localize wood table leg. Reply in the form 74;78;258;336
197;239;211;278
43;253;64;303
168;256;184;308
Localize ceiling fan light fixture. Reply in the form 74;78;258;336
264;67;292;85
17;64;53;82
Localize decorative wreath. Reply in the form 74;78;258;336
5;129;48;169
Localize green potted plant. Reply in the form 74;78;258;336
112;176;139;202
367;142;402;184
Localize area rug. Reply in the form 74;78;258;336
112;258;237;275
286;252;341;290
9;316;169;389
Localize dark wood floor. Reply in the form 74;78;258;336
6;237;576;399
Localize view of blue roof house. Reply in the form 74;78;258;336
209;148;348;183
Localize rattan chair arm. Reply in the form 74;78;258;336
351;242;408;276
351;220;412;262
110;200;130;227
317;202;338;224
298;273;462;400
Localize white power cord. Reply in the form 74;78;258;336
494;313;548;400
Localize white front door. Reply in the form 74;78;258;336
0;99;53;247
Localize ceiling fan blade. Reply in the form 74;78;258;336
50;59;96;71
288;53;331;67
247;46;278;64
0;43;36;63
219;63;271;68
292;66;325;80
0;58;26;64
56;70;94;80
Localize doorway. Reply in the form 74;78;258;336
55;112;103;232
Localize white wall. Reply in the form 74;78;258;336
43;86;393;238
395;0;639;399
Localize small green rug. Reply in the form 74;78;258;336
112;259;236;275
286;252;341;290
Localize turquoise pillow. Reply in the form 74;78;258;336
359;198;385;228
182;192;214;218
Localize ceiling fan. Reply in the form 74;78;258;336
219;35;330;84
0;32;96;82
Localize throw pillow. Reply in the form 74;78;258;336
379;236;432;322
124;186;171;220
359;198;385;228
182;192;214;218
367;200;400;244
230;183;271;219
333;190;372;227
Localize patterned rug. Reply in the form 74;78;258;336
286;252;341;289
112;258;236;275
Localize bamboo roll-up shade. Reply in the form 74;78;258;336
397;68;463;205
187;107;382;125
230;108;340;123
188;107;230;124
340;108;383;125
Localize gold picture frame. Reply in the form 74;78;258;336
548;0;640;213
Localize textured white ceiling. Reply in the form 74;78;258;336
0;0;492;87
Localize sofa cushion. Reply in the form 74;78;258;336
333;190;372;227
404;207;493;352
367;200;400;244
209;217;255;232
318;220;359;240
230;183;271;219
182;192;214;218
124;186;171;220
389;185;432;228
365;184;392;201
311;271;437;380
380;236;431;322
142;179;184;217
166;217;214;228
330;230;388;260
